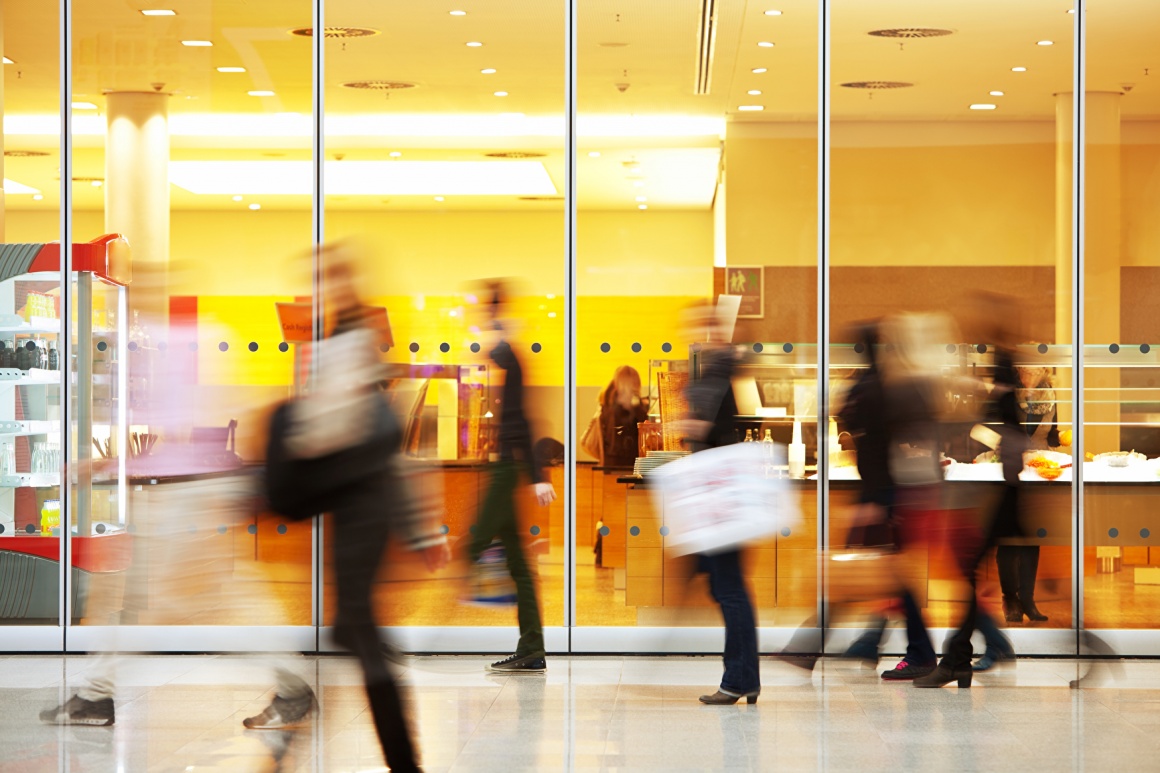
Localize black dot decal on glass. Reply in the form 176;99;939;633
754;343;764;353
1110;343;1120;354
977;344;987;354
945;344;956;354
631;342;642;353
599;525;610;537
278;342;289;353
247;524;257;535
1142;528;1151;539
158;341;168;352
1142;344;1151;354
409;342;420;353
530;525;541;536
218;342;229;352
97;341;108;352
662;343;672;353
127;341;138;352
1109;527;1119;538
277;524;288;535
188;342;198;351
380;344;390;353
659;525;670;537
96;523;106;534
470;343;481;353
248;342;259;352
26;524;36;534
24;341;35;351
630;526;640;537
600;343;611;353
782;343;793;353
781;527;791;537
218;525;227;535
531;343;542;354
1037;528;1047;538
441;524;450;535
854;343;865;354
1037;344;1048;354
0;524;4;534
440;342;450;353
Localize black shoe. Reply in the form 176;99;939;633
243;690;316;729
843;641;880;667
1022;601;1048;622
487;653;547;673
1003;597;1024;623
39;695;115;726
779;653;819;672
699;689;759;705
973;650;1015;672
913;663;972;688
881;660;936;680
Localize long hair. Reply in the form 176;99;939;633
598;366;642;411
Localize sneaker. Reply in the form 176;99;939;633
487;653;547;673
39;695;115;726
881;660;936;680
243;691;316;730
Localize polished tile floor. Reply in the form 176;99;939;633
2;654;1159;772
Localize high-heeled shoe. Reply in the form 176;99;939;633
913;663;972;688
1022;600;1048;622
1003;597;1024;623
699;689;760;705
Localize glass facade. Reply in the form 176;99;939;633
0;0;1156;656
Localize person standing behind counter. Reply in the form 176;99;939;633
597;366;649;467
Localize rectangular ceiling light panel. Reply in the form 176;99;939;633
169;160;557;196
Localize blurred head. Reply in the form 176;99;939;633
849;320;881;369
602;366;642;410
320;242;361;315
966;290;1021;350
1016;365;1050;389
880;312;956;380
680;300;731;345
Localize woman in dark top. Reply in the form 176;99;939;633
598;366;649;467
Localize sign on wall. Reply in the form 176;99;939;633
724;266;764;318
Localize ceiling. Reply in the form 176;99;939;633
1;0;1157;213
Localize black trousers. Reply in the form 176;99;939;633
997;545;1041;605
333;486;419;773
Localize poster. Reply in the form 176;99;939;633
724;266;764;318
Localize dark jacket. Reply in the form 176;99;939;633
839;365;893;507
686;345;739;451
490;339;546;484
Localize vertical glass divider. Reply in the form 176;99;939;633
1073;0;1086;641
564;0;578;643
59;0;74;647
310;0;325;647
817;0;831;648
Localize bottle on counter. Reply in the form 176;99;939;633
788;420;806;479
47;341;58;371
1;443;14;476
744;429;754;443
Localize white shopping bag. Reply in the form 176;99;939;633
650;442;800;557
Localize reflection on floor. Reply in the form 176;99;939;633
3;654;1160;772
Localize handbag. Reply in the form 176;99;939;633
579;407;603;461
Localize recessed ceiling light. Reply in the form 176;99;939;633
1037;40;1053;46
248;90;276;97
638;204;648;210
449;10;467;15
249;203;261;210
757;41;775;48
493;91;508;97
434;196;445;201
970;104;997;110
764;9;783;16
389;151;402;158
217;66;246;73
635;196;647;202
71;102;98;110
747;89;762;96
752;67;767;74
738;105;764;111
990;90;1004;96
33;194;44;201
466;41;483;47
588;151;601;157
1068;8;1076;12
140;9;176;15
1012;66;1027;72
232;195;243;201
181;40;213;47
2;57;13;65
90;180;103;187
481;68;496;74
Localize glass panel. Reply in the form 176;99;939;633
830;0;1076;645
1083;0;1160;629
321;1;566;641
0;0;62;627
575;2;819;630
69;0;315;630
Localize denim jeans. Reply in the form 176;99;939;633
703;550;760;694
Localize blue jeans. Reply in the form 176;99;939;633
702;550;760;694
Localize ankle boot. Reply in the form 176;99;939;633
1003;597;1024;623
1022;599;1048;622
913;662;972;688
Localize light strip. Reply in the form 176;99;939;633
169;160;558;195
2;178;41;194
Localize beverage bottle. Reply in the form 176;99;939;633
762;429;774;458
744;429;754;443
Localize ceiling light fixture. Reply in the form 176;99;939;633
481;68;496;74
389;151;402;157
1012;66;1027;72
232;195;243;201
4;179;40;194
990;90;1004;96
738;105;764;111
90;180;103;187
1068;8;1076;12
434;196;445;201
217;66;246;73
757;41;775;48
2;57;13;65
970;103;997;110
466;41;483;47
141;9;176;15
752;67;767;74
248;90;275;97
249;203;261;210
588;151;600;157
1037;40;1053;46
748;90;762;95
764;9;783;15
33;194;44;201
638;204;648;210
493;91;508;97
71;102;98;110
449;10;467;15
181;40;213;47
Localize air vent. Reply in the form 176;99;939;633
485;152;546;159
4;150;50;158
290;26;380;39
342;81;417;91
840;81;915;89
519;196;564;201
868;28;953;39
70;176;104;183
694;0;719;96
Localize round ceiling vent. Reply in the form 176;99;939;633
485;152;546;159
290;26;380;39
4;150;50;158
342;80;417;90
868;28;954;39
840;81;915;89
